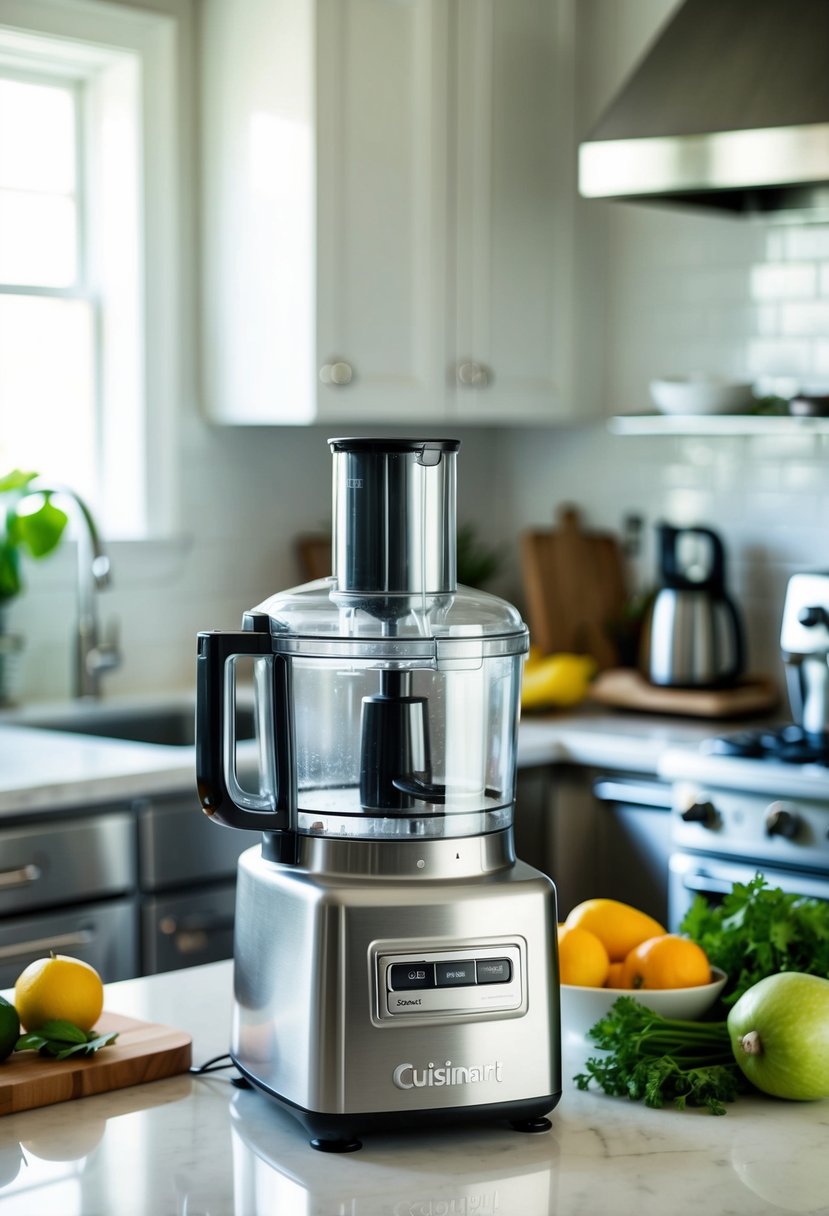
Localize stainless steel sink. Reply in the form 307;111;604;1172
14;703;256;747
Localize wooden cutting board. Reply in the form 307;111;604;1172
0;1012;192;1116
521;505;628;669
588;668;780;719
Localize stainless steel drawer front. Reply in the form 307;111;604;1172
0;813;134;916
0;897;138;987
378;944;522;1020
136;797;258;891
142;881;236;974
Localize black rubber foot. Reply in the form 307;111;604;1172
510;1116;552;1134
232;1075;252;1089
310;1136;363;1153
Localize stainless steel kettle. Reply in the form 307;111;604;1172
640;524;744;688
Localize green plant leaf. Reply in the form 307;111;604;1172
0;470;38;494
36;1019;90;1044
9;497;68;559
0;544;22;601
15;1032;50;1053
15;1023;119;1058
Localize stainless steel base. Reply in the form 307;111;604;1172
231;829;561;1128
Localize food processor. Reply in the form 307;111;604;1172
196;437;561;1151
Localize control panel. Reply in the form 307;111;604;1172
375;944;523;1021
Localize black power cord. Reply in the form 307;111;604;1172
189;1053;235;1075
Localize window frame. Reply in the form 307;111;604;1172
0;0;181;540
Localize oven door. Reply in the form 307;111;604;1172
668;851;829;931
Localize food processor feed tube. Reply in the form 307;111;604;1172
196;438;562;1150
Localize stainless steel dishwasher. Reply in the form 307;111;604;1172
591;774;674;925
136;794;260;974
0;811;137;987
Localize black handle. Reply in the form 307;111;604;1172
658;524;726;591
717;596;745;684
196;628;291;832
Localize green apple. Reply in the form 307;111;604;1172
727;971;829;1101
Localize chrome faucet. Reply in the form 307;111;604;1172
72;493;121;698
37;485;122;698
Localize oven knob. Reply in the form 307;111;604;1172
680;800;718;827
764;803;801;839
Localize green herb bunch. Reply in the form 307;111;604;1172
573;997;744;1116
16;1020;118;1060
680;874;829;1006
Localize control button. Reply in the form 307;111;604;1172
680;800;718;828
764;803;801;840
435;960;476;987
389;963;434;991
476;958;512;984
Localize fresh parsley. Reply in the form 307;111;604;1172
680;874;829;1005
15;1019;118;1060
573;996;744;1116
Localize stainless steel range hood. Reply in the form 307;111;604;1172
578;0;829;219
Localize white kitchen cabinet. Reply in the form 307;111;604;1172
200;0;574;426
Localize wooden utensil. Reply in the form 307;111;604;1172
0;1012;192;1116
521;505;628;668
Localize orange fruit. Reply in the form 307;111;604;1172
15;954;104;1032
604;962;627;989
621;934;711;991
564;898;666;963
557;925;610;987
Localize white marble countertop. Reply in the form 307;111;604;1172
1;959;827;1216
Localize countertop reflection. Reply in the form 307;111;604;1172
1;961;828;1216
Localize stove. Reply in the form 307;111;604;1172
702;723;829;766
659;730;829;931
659;570;829;926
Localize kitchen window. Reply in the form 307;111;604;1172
0;0;180;538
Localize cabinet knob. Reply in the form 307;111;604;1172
320;360;353;387
456;361;489;388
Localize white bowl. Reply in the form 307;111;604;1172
649;377;754;415
560;967;728;1043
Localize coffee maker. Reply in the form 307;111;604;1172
196;438;561;1151
781;572;829;741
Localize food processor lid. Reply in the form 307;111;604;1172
246;582;529;661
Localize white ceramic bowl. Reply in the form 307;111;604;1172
649;376;754;415
560;967;728;1043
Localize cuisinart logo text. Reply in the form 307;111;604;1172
393;1060;503;1090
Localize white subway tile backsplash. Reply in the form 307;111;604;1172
747;337;813;377
661;487;716;523
784;226;829;261
764;230;786;261
747;432;821;459
750;263;817;301
780;301;829;337
812;341;829;377
780;461;829;492
752;303;779;338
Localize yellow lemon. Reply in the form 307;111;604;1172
521;653;597;710
15;954;104;1032
564;898;666;963
557;925;610;987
